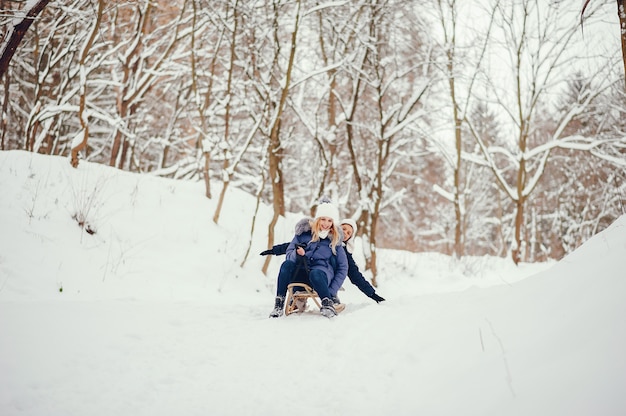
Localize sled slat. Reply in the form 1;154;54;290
285;283;345;315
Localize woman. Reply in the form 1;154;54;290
269;201;348;318
262;218;386;305
336;218;385;304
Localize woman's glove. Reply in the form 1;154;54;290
259;248;275;256
368;292;385;303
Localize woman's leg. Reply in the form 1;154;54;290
275;260;297;297
308;269;331;300
309;269;337;317
270;260;298;318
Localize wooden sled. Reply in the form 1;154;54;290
285;283;346;316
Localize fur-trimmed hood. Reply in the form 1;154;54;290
294;217;312;236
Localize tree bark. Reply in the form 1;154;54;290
619;0;626;88
1;71;9;149
213;0;239;224
582;0;626;86
0;0;51;80
70;0;104;168
262;0;301;275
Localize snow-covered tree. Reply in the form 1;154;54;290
466;0;619;263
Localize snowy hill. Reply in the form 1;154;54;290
0;150;624;416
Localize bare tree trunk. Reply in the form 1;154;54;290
109;0;187;170
240;154;267;268
109;2;152;169
308;8;344;203
452;87;464;259
582;0;626;85
262;0;301;276
190;0;223;199
617;0;626;85
0;0;51;80
442;0;464;259
512;132;527;264
213;0;239;224
345;41;369;271
362;0;427;286
369;216;379;286
203;158;212;198
70;0;104;168
1;71;8;149
110;2;151;168
512;195;526;264
511;46;530;264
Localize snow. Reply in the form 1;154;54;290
0;150;625;416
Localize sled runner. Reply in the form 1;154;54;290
285;283;346;316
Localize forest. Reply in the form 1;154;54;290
1;0;625;282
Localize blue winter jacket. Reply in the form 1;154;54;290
272;242;375;297
285;231;348;297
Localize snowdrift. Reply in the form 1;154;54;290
0;150;624;416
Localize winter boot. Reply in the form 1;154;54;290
320;297;337;318
269;296;285;318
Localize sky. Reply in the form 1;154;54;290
0;150;624;416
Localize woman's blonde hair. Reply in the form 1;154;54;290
310;218;341;255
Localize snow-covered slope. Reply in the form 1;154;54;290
0;150;624;416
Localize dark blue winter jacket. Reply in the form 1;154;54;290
344;248;375;297
285;231;348;297
271;242;375;297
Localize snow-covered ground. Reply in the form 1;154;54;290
0;150;624;416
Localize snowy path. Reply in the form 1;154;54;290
2;273;624;416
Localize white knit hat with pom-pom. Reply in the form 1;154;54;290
315;198;339;224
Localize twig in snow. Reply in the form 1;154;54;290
486;318;516;398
